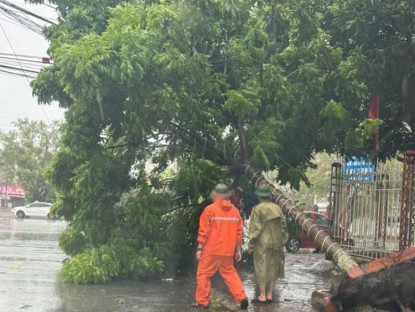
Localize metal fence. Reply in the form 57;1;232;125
329;158;414;259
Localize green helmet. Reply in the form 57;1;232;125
211;183;230;199
255;185;271;197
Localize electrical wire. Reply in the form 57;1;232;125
0;6;43;34
0;0;57;25
0;14;28;29
0;0;60;35
0;55;51;65
0;53;51;77
0;64;43;72
0;53;52;75
0;23;51;124
0;63;41;73
0;56;50;65
0;52;51;60
41;3;57;10
0;68;36;79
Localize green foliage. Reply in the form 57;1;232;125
161;159;227;273
326;0;415;156
59;227;87;256
209;297;225;309
114;298;125;304
223;86;261;120
59;242;164;284
356;119;384;141
295;153;341;206
171;158;227;204
0;119;59;202
29;0;415;283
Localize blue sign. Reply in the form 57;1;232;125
343;157;375;183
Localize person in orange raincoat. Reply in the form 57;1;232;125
193;183;249;310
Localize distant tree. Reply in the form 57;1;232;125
0;119;59;202
295;153;342;206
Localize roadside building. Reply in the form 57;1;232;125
0;184;25;208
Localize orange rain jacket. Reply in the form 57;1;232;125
197;198;243;256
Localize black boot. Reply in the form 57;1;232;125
240;298;249;310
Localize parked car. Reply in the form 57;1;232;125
285;211;351;253
10;202;56;219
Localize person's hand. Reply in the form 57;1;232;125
235;250;242;262
247;248;253;255
196;250;202;261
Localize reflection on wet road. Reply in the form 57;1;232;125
0;216;334;312
209;253;336;312
0;217;66;312
55;279;195;312
0;217;198;312
240;253;336;312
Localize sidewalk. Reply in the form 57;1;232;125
212;251;336;312
0;206;11;218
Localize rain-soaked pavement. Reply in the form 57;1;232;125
0;211;335;312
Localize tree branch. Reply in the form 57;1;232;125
237;120;249;164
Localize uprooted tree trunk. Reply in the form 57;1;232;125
243;166;415;311
244;166;359;274
332;259;415;311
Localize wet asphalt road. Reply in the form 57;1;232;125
0;213;335;312
0;216;197;312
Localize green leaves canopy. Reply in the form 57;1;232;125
34;0;367;188
326;0;415;158
28;0;415;280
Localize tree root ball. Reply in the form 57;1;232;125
331;260;415;311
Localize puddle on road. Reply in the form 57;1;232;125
0;218;198;312
0;217;337;312
238;252;337;312
54;279;196;312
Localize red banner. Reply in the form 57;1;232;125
0;185;26;199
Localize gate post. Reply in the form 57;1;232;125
399;150;415;250
330;163;342;237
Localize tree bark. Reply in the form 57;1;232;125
331;260;415;311
244;165;359;274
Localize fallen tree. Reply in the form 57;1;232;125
332;259;415;311
244;165;359;274
244;166;415;312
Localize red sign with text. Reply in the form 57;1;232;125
0;185;26;199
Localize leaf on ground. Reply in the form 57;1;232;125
113;298;125;304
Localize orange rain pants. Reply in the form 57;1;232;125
196;254;246;306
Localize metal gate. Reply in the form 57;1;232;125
329;155;414;259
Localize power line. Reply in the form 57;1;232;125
0;53;51;74
0;14;27;29
0;55;51;65
0;6;43;34
0;0;57;25
0;68;36;79
41;2;57;10
0;63;41;74
0;52;51;60
0;23;51;125
0;63;44;72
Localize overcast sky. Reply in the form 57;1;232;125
0;0;64;132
